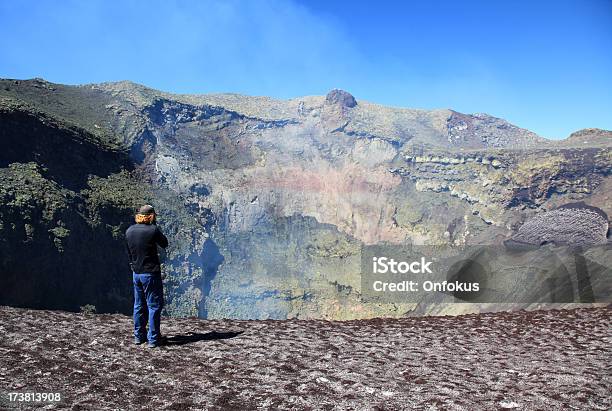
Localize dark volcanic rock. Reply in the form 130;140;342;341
509;202;609;247
0;102;141;314
0;306;610;410
0;102;131;191
325;88;357;108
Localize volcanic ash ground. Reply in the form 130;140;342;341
0;306;610;410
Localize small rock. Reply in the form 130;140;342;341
499;400;520;409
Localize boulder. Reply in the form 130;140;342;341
325;89;357;108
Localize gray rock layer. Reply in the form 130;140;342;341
511;202;609;247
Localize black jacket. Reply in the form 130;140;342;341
125;223;168;274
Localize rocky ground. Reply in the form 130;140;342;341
0;306;610;410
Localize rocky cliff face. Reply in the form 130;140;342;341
0;97;136;312
0;78;610;319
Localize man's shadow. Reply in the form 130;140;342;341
164;331;243;346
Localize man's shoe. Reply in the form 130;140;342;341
147;342;160;348
134;337;146;345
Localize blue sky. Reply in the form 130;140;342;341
0;0;610;138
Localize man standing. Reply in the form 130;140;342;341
125;205;168;348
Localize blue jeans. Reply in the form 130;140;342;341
133;272;164;344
